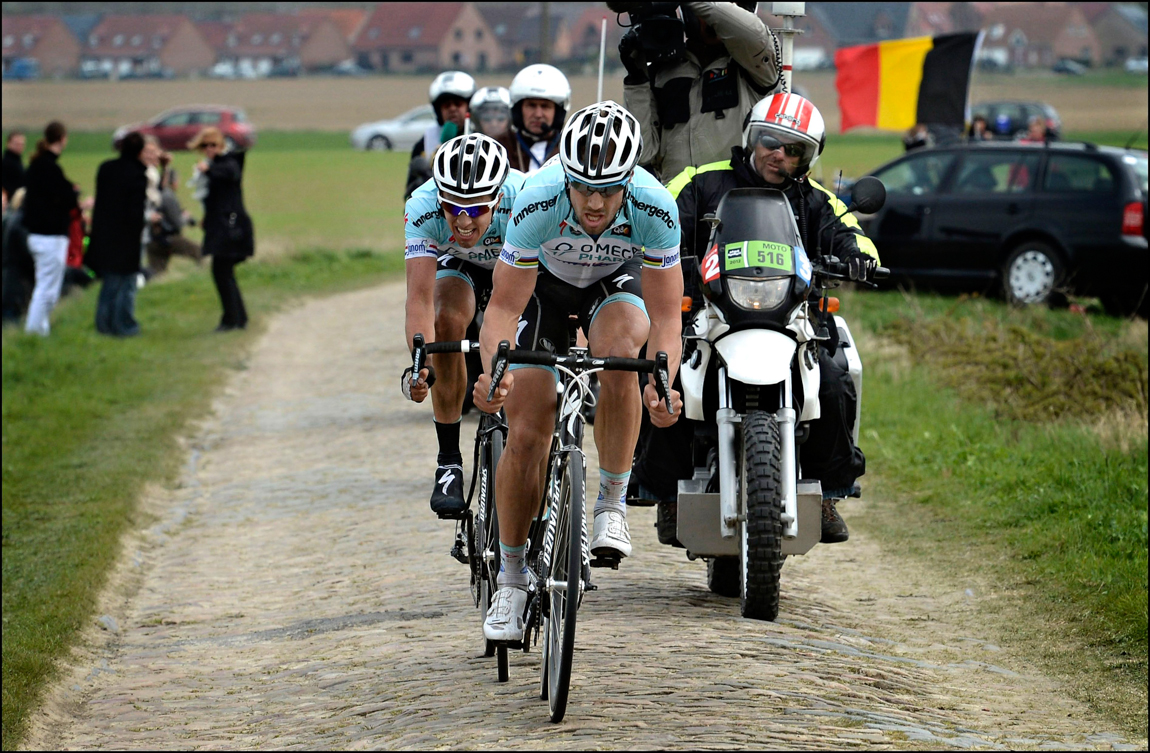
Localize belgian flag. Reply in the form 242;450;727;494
834;32;981;133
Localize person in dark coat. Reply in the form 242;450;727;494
3;130;25;202
21;121;79;336
189;126;253;331
86;132;148;336
2;187;33;326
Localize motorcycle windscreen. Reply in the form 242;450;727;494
711;188;805;280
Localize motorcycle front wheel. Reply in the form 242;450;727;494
739;411;785;621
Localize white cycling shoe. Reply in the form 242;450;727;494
483;586;529;643
590;509;632;559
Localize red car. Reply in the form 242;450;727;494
112;105;257;151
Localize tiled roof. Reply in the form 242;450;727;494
980;4;1087;46
354;2;465;51
86;14;192;57
2;15;68;55
196;20;233;51
226;13;326;57
298;8;367;42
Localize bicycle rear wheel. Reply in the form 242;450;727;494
543;453;584;722
476;425;502;659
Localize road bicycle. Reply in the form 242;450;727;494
484;338;672;722
410;335;510;676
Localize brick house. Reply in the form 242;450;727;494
221;14;350;74
2;15;82;77
354;3;502;73
567;6;624;71
1086;3;1148;66
979;4;1101;68
297;8;369;45
85;14;214;77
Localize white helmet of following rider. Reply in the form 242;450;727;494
742;92;826;177
433;134;510;203
470;86;511;112
429;70;477;124
509;64;571;135
559;101;643;186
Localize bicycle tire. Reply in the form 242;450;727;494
545;453;583;722
477;424;502;658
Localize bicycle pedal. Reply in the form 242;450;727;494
449;545;468;565
436;511;468;521
589;556;620;570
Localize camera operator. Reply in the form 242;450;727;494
611;2;782;183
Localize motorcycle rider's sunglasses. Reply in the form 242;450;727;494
440;195;500;218
755;134;806;158
569;177;630;197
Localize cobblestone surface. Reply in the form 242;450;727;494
25;283;1146;750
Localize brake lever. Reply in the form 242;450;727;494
411;333;425;387
654;351;674;416
487;340;510;402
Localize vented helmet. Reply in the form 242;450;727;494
742;92;826;177
559;101;643;186
433;134;510;203
429;71;477;125
509;64;571;135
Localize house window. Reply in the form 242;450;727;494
130;34;142;46
452;51;463;66
22;33;34;49
251;34;263;45
478;52;487;71
227;33;237;48
89;33;99;47
408;26;422;39
475;29;483;41
152;35;163;49
270;33;283;45
495;23;507;36
401;50;413;63
113;34;124;47
2;35;13;49
455;28;463;41
368;27;379;40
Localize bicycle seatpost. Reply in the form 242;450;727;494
411;333;426;387
487;340;511;402
654;351;674;416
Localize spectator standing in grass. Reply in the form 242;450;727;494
3;130;26;201
1019;115;1048;144
967;115;993;142
190;126;253;332
2;187;33;326
903;123;932;152
86;132;148;337
21;121;78;336
145;155;201;278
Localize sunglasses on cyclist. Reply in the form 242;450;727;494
440;195;500;218
755;135;806;158
568;178;629;198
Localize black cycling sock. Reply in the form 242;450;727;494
434;419;463;466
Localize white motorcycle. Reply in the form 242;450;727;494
671;177;888;621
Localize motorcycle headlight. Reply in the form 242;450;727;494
726;277;790;311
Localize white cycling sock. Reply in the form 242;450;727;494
594;468;629;516
497;542;530;589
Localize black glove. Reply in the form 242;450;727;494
619;28;649;85
847;255;877;282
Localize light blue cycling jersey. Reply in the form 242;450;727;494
404;169;527;269
499;161;681;288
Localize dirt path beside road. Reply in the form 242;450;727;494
23;282;1145;750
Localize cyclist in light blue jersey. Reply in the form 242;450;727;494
472;102;685;643
403;133;526;519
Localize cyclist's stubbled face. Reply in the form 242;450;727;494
521;98;557;137
569;185;625;237
442;192;497;249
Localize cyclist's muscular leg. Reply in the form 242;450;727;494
429;276;476;423
587;302;650;474
496;367;557;546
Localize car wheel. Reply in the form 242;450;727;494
368;135;392;151
1003;241;1063;306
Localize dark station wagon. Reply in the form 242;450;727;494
859;141;1149;316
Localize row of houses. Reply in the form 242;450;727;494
3;2;1147;80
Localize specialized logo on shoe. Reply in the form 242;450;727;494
439;471;456;495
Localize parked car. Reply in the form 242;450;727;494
1125;56;1149;74
2;57;40;81
331;59;368;77
1052;58;1087;76
972;101;1062;141
112;105;257;152
350;105;437;152
858;141;1149;317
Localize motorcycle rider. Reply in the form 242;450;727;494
470;86;514;141
472;102;684;642
506;63;571;175
405;71;477;201
402;134;527;518
633;91;879;544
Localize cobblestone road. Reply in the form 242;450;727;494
26;283;1145;750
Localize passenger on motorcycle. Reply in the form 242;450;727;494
634;91;880;544
402;134;527;519
473;101;684;642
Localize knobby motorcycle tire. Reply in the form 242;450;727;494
740;411;785;621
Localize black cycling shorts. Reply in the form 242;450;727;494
436;257;495;307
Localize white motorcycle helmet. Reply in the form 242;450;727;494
509;64;571;136
429;70;477;126
742;92;826;178
433;134;510;203
469;86;512;137
559;101;643;186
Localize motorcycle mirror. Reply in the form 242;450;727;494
702;212;722;230
849;176;886;214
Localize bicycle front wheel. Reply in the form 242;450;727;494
544;453;584;723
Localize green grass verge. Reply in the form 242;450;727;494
1;249;403;750
843;287;1148;731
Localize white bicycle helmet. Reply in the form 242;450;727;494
559;101;643;186
470;86;512;136
509;64;571;135
433;134;510;202
429;70;477;125
742;92;826;178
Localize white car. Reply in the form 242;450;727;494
350;105;437;151
1125;57;1149;74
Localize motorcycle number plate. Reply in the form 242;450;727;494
723;241;794;273
702;244;720;283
